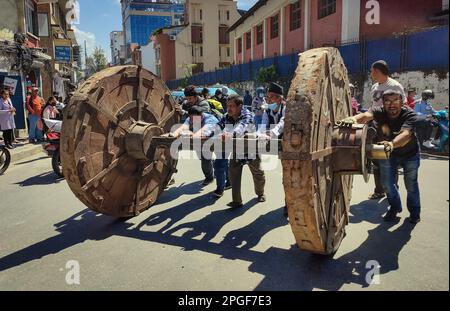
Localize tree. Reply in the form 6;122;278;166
255;65;278;85
85;46;108;76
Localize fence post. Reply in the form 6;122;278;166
360;35;366;74
400;34;408;71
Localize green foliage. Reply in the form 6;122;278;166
180;76;190;88
86;46;108;76
255;65;278;85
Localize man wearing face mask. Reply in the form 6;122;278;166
258;82;285;139
257;82;288;218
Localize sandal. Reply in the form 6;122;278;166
368;192;385;200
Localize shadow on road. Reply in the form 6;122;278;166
15;171;64;186
0;196;416;290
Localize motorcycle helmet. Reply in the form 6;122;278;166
256;87;265;98
421;89;435;101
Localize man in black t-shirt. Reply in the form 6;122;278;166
339;89;422;224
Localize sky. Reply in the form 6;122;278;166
73;0;258;64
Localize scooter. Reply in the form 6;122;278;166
0;144;11;175
431;110;449;154
43;119;64;178
420;110;449;154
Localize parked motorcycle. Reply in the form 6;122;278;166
431;110;449;154
0;145;11;175
43;119;64;178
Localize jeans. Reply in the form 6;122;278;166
214;159;229;192
28;114;43;141
378;153;421;218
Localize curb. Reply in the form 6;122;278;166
10;143;47;163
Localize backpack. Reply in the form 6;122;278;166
207;99;224;120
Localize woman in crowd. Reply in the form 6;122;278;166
0;89;16;149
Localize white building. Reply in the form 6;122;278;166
141;40;157;75
110;31;125;66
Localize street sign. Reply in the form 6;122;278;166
55;46;72;63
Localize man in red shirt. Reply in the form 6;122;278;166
26;87;44;143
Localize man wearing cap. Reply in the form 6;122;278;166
340;89;422;224
175;85;211;120
170;105;218;186
367;60;406;200
258;82;285;139
26;87;44;143
257;82;288;217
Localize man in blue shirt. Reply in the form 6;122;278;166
414;89;437;148
216;95;266;208
171;106;218;186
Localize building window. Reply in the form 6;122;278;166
38;13;49;37
192;46;194;57
219;26;229;44
219;47;222;58
227;11;230;20
200;9;202;20
219;10;221;20
318;0;336;19
25;0;38;36
227;47;230;57
270;14;279;39
191;25;203;43
237;38;242;54
246;32;251;50
290;1;302;31
200;46;203;57
256;24;263;45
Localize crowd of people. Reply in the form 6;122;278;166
0;86;71;149
1;60;448;225
169;60;448;225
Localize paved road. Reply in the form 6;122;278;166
0;151;448;290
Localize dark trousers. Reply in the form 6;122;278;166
196;150;214;180
229;158;265;204
2;129;14;146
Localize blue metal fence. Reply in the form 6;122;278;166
166;26;449;90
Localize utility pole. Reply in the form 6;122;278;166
84;40;88;67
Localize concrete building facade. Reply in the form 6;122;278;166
0;0;53;131
230;0;446;64
121;0;185;62
154;0;240;81
37;0;80;101
110;31;125;66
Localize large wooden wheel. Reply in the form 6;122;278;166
61;66;179;217
282;48;354;255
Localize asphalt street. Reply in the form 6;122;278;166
0;151;448;290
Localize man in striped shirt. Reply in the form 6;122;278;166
217;95;266;208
